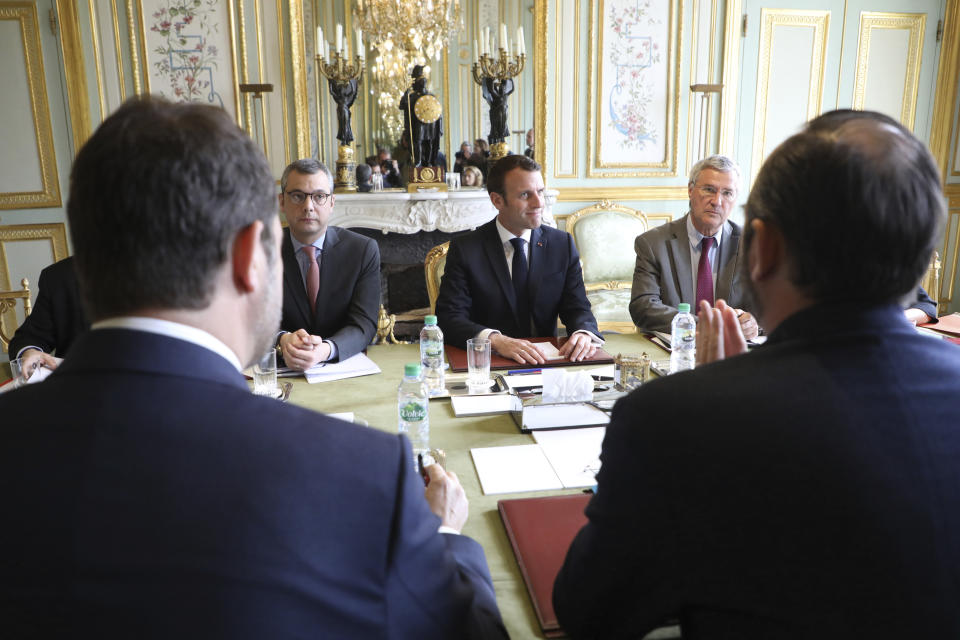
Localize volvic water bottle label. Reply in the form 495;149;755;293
399;401;427;422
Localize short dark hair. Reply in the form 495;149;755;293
355;162;372;184
280;158;333;193
486;154;542;197
745;109;944;305
68;97;277;320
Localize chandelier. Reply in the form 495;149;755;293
355;0;463;141
354;0;463;61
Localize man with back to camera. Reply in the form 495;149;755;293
277;158;380;370
436;154;601;363
0;97;507;640
553;110;960;638
629;154;759;338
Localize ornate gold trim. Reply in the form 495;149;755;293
88;0;106;121
556;186;688;201
851;12;925;130
57;0;92;153
553;0;579;179
110;0;126;101
0;223;69;294
941;185;960;309
237;0;252;135
718;0;741;158
125;0;141;94
930;0;960;180
535;0;547;178
290;1;310;158
275;0;290;169
751;9;829;184
587;0;683;177
133;0;148;94
0;5;61;210
443;49;451;165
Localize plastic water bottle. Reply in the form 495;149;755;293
419;314;445;396
398;363;429;468
669;303;696;373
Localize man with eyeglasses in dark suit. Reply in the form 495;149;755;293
629;154;759;337
277;158;380;370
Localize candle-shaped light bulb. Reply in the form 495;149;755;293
317;26;324;55
356;28;363;57
473;38;479;60
336;23;343;53
500;23;508;51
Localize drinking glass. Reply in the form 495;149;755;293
253;349;278;397
466;338;491;390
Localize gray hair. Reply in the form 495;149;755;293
280;158;334;193
689;154;741;189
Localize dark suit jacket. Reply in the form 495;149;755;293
7;257;88;359
554;303;960;639
910;285;937;320
0;328;507;639
629;214;749;332
435;219;599;350
281;228;380;361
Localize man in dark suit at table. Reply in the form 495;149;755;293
629;154;759;338
0;97;507;639
554;111;960;638
7;255;88;374
277;158;380;370
436;154;600;363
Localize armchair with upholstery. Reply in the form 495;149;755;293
564;201;647;333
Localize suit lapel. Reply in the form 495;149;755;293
668;216;694;303
716;222;740;300
481;221;518;317
283;232;313;325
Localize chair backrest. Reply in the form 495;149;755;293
565;202;648;288
424;242;450;313
920;250;942;316
0;278;32;351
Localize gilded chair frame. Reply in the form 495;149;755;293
0;278;32;351
425;242;450;314
921;250;942;317
565;201;648;333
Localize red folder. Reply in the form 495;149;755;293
920;312;960;337
446;337;614;372
498;493;591;638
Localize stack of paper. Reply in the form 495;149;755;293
304;352;381;384
470;427;606;494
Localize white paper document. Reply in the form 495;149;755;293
533;427;606;489
470;444;565;494
538;342;565;360
502;373;543;390
451;394;519;417
304;353;381;384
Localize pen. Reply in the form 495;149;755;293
506;368;542;375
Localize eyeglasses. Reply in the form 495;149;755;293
696;185;737;202
285;190;331;206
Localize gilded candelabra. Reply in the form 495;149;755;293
316;47;364;192
472;26;526;161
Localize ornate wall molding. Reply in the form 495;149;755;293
0;4;61;210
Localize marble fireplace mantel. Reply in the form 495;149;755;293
330;188;559;234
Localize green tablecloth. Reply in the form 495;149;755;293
283;332;666;639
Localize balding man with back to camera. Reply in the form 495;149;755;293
554;110;960;638
0;97;507;640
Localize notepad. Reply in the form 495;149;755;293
470;445;565;494
451;394;520;417
304;352;381;384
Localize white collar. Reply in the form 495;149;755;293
91;316;243;371
686;213;723;250
289;229;326;253
495;218;532;245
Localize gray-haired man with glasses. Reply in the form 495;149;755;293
629;154;759;337
277;158;381;369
